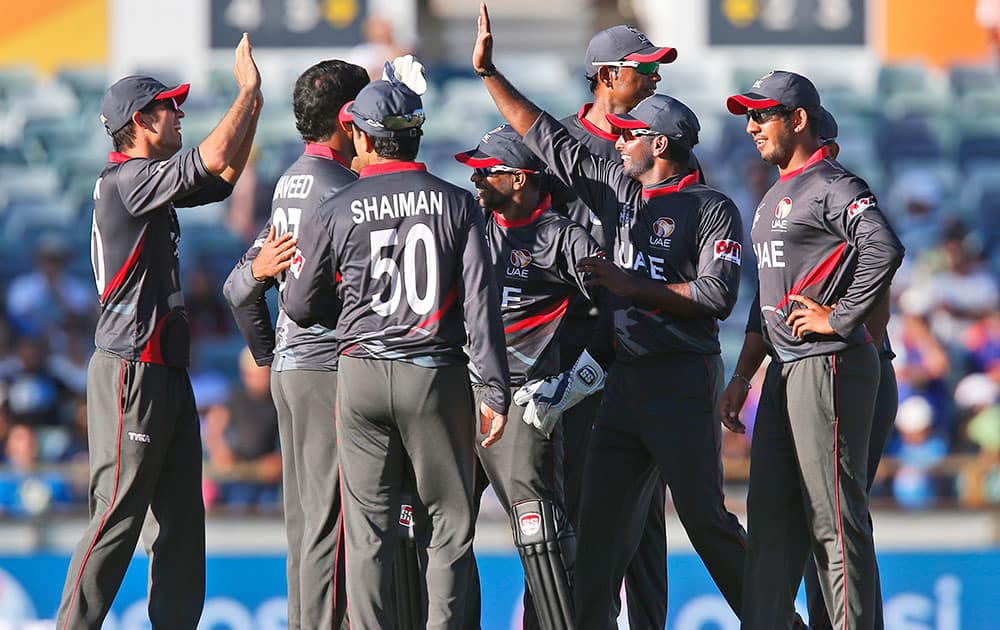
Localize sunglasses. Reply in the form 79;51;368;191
746;105;791;124
473;165;534;177
592;60;660;76
141;97;179;113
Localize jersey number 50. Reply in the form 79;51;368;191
370;224;438;316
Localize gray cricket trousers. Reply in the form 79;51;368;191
337;356;476;630
562;393;668;629
271;369;347;630
743;343;880;630
574;353;747;629
57;350;205;630
803;354;897;630
464;384;573;630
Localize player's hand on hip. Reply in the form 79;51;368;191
785;294;835;338
234;32;262;93
473;2;495;74
479;401;506;448
718;379;748;434
251;224;297;280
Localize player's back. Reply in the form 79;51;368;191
326;162;485;366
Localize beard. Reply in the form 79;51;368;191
623;152;655;179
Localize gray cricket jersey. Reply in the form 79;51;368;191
746;146;904;363
480;194;602;386
224;144;357;371
282;161;510;413
524;113;743;361
91;149;233;367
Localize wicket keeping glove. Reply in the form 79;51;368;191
514;349;606;436
382;55;427;95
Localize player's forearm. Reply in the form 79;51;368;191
732;331;768;380
219;105;260;185
198;87;259;175
479;71;542;138
625;277;701;317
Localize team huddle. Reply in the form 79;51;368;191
57;2;905;629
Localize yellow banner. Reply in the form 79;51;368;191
0;0;107;74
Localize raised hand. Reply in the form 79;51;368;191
473;2;495;74
234;32;261;93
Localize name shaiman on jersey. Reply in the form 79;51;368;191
350;190;444;224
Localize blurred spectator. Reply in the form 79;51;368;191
0;424;74;517
347;14;410;79
892;396;948;510
224;149;273;242
955;373;1000;505
961;312;1000;381
730;157;776;251
202;347;281;510
185;263;235;340
887;170;944;254
891;289;952;438
3;337;73;427
977;0;1000;60
5;234;94;343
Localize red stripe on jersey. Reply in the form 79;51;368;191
101;233;146;303
359;162;427;178
493;194;552;228
576;103;620;142
138;311;171;364
108;151;132;163
641;170;700;199
779;145;831;182
305;143;351;168
505;297;569;334
774;242;847;312
414;285;458;330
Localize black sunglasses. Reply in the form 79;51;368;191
141;97;179;113
474;165;532;177
746;105;791;124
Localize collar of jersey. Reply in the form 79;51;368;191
359;161;427;178
493;193;552;228
778;145;831;182
304;143;351;168
577;103;620;142
108;151;134;163
641;169;700;199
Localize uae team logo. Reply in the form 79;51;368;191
649;217;675;249
510;249;532;268
772;197;793;232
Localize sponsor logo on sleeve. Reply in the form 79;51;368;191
519;512;542;536
847;195;875;220
714;239;742;265
289;250;305;279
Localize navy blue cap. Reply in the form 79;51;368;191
349;65;424;138
727;70;821;115
454;124;544;172
817;106;837;143
584;25;677;79
606;94;700;150
100;75;189;136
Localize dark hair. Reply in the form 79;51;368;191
804;108;821;138
664;141;691;168
112;122;137;152
587;66;619;93
372;135;420;161
293;60;369;143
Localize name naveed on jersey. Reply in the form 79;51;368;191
350;190;445;224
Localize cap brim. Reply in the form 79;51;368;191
454;150;503;168
726;93;782;115
606;112;649;130
339;101;354;124
624;46;678;64
157;83;190;106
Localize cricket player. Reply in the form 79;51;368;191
455;124;606;629
57;35;261;629
281;68;509;629
473;5;749;627
721;71;904;629
223;59;369;630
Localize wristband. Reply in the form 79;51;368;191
731;373;752;392
476;65;497;77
